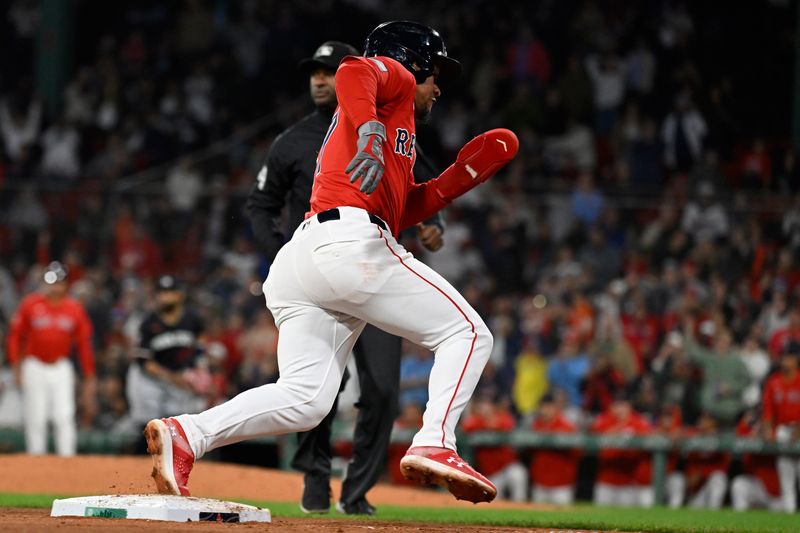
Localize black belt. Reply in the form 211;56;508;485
316;208;388;231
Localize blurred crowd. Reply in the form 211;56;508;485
1;0;800;510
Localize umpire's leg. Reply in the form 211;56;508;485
340;324;402;509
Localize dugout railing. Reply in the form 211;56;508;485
1;427;798;505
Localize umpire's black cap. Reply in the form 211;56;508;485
155;274;185;293
298;41;359;75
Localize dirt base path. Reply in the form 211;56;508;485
0;454;542;509
2;508;564;533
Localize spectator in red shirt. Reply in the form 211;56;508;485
621;292;660;373
461;395;527;502
6;262;96;456
665;413;730;509
739;138;772;189
731;412;783;512
505;26;551;89
762;344;800;512
591;397;653;507
529;394;580;504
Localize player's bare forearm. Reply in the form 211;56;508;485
143;360;190;389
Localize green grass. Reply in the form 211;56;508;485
3;492;797;533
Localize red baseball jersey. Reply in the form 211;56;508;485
308;55;425;235
762;371;800;427
7;293;95;375
461;410;519;477
592;411;652;486
529;414;581;487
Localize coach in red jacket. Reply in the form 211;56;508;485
7;262;96;456
461;395;528;502
529;394;581;504
592;397;653;507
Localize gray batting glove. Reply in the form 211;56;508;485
345;121;386;194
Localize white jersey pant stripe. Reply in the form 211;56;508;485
177;207;492;458
375;225;478;448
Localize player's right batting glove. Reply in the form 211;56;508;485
346;121;386;194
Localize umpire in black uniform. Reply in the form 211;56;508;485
247;42;445;515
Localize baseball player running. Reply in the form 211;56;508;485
247;40;445;515
144;20;518;504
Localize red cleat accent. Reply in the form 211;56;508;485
144;418;194;496
399;446;497;503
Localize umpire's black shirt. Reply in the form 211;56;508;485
247;107;444;262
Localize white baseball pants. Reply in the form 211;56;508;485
177;207;492;458
776;456;800;512
594;483;653;507
776;425;800;512
731;475;783;512
126;364;207;425
666;471;685;508
532;484;575;505
21;357;76;456
667;471;728;509
488;462;528;502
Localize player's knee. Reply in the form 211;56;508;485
305;396;335;427
281;387;336;431
472;320;493;358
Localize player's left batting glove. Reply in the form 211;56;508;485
346;121;386;194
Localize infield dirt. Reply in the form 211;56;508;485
0;455;564;532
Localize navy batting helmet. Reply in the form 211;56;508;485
364;21;461;85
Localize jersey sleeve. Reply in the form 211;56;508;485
335;56;415;130
246;137;293;261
